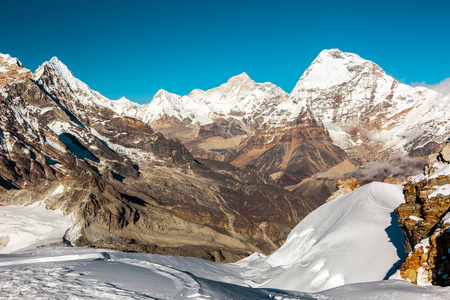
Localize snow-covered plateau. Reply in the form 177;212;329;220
1;183;449;299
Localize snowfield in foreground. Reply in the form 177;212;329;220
0;183;449;299
0;202;72;254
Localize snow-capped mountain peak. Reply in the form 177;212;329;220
140;73;289;127
32;57;129;115
0;53;32;87
114;96;131;103
187;88;204;96
288;49;445;154
142;89;213;125
0;53;25;69
109;96;143;118
37;56;87;93
296;48;378;90
226;72;254;84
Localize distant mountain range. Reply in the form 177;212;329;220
83;49;450;199
98;49;448;162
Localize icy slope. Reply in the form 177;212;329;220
0;202;72;254
250;182;406;292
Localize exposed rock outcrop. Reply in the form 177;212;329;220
383;174;402;185
396;145;450;285
326;177;360;202
227;108;347;187
397;172;450;253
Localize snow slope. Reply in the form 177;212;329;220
245;182;407;292
0;183;449;298
0;202;72;254
0;246;447;299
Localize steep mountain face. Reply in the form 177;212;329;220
0;54;315;262
226;108;347;188
291;49;447;161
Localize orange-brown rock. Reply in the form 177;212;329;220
228;110;347;188
0;54;32;88
326;177;360;202
399;223;450;286
383;174;402;185
400;245;430;284
396;161;450;286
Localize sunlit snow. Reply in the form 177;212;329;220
0;183;449;299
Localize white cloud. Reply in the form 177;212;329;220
412;78;450;95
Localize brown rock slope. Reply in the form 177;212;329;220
226;108;347;188
0;54;315;262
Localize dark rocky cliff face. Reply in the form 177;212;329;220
0;55;315;262
395;145;450;285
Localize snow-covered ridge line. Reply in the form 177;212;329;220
5;49;449;150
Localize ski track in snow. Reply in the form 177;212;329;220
0;264;154;299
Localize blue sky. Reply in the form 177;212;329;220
1;0;449;103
